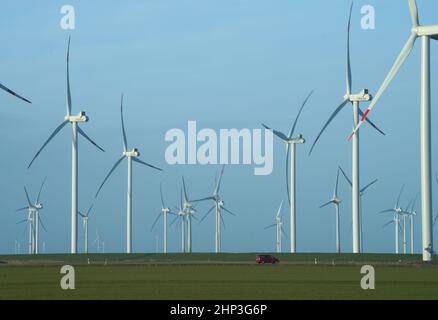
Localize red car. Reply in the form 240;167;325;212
256;254;279;264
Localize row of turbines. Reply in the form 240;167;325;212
3;1;438;260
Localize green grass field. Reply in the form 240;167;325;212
0;253;437;300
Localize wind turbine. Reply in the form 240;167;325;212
151;184;176;253
182;177;198;253
338;166;378;252
406;195;419;254
16;211;33;254
351;0;437;261
262;90;313;253
380;186;407;254
264;201;286;253
309;2;385;255
78;204;94;254
319;168;342;253
16;180;47;254
95;94;162;253
28;37;104;254
193;166;236;253
94;229;101;253
0;82;31;104
170;191;186;253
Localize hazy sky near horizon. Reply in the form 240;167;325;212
1;0;438;254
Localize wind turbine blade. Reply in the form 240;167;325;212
215;165;225;195
28;120;69;169
95;156;125;197
77;126;105;152
338;165;352;187
222;206;236;216
0;83;31;104
350;33;417;136
132;157;162;171
16;207;29;212
220;214;226;230
264;224;276;230
319;200;333;209
358;108;386;136
435;172;438;185
360;179;378;194
191;196;214;203
24;187;32;207
281;226;288;238
276;200;284;217
433;212;438;227
150;212;162;231
334;167;340;196
120;94;128;152
382;220;394;229
87;203;94;216
199;206;215;224
288;90;314;138
285;143;291;206
66;36;72;116
408;0;419;27
411;192;419;212
160;183;165;208
379;209;395;214
261;124;289;142
78;212;85;218
396;185;405;208
16;219;28;225
169;215;179;227
308;99;349;156
182;176;189;201
346;1;353;96
36;177;47;203
39;215;47;233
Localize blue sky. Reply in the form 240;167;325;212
0;0;438;254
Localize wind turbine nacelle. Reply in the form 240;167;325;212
125;148;140;157
415;25;438;37
68;112;88;123
349;89;372;102
292;135;305;144
35;204;43;210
